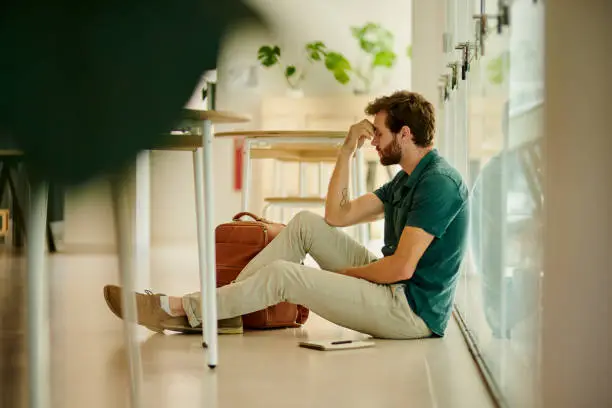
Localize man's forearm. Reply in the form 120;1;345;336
341;256;413;284
324;150;352;223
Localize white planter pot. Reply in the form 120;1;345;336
285;88;304;98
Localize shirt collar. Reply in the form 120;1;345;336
391;149;439;204
405;149;438;188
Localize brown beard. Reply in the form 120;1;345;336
379;135;402;166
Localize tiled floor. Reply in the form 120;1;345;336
1;246;495;408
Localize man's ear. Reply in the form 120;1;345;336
400;126;413;144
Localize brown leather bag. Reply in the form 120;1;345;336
215;212;309;329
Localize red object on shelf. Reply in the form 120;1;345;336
234;137;244;191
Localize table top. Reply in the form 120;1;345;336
181;109;251;124
215;130;346;139
153;137;346;153
251;144;340;162
152;134;202;151
215;130;381;161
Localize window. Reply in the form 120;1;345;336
440;1;545;406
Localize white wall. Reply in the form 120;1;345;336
64;0;413;247
542;0;612;406
411;0;445;114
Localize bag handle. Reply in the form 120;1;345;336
232;212;272;223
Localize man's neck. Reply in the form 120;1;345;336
399;147;433;175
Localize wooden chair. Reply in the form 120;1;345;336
251;144;339;221
0;209;9;237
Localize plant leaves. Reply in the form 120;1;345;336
285;65;297;78
351;24;375;52
406;44;412;58
257;45;281;67
352;22;394;54
324;51;351;71
324;52;351;85
305;41;327;61
377;27;394;49
373;50;396;67
359;38;377;53
334;70;351;84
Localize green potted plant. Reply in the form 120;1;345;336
305;41;352;86
309;23;400;94
349;23;397;94
257;42;328;97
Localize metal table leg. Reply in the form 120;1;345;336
241;138;252;212
193;147;210;350
27;180;50;408
203;119;218;368
350;159;361;241
299;162;307;196
196;119;217;368
355;149;369;245
135;151;151;290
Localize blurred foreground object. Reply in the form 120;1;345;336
0;0;265;185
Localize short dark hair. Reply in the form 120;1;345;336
365;91;435;148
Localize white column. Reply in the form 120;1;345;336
411;0;447;113
542;1;612;407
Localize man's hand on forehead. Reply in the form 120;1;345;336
342;119;375;154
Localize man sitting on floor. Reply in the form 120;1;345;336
104;90;469;339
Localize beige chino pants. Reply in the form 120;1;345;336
182;211;431;339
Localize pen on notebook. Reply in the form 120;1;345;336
331;340;353;345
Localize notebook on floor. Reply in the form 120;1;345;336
298;339;375;351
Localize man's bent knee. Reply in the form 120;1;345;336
287;210;327;232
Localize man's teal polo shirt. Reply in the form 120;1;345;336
373;149;469;336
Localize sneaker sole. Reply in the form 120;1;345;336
219;327;244;335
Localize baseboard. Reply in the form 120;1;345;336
453;307;507;408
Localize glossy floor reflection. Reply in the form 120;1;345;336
1;246;494;408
